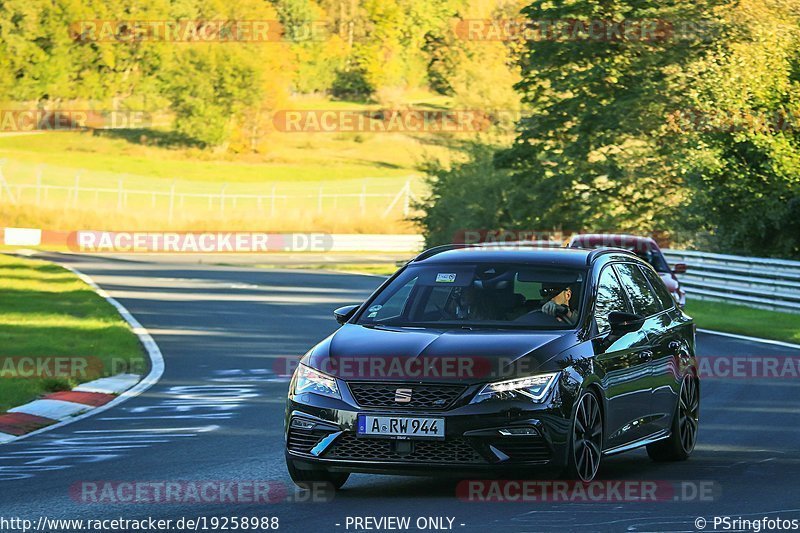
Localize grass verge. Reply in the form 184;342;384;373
685;300;800;344
0;254;145;412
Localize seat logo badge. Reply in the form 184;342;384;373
395;388;413;403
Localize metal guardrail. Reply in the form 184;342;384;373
663;249;800;313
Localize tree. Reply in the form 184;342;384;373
496;0;727;233
415;143;517;246
675;0;800;257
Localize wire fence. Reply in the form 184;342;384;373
0;161;420;222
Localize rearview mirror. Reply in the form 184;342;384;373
672;263;687;274
607;311;645;335
334;304;360;325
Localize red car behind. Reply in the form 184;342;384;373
567;234;687;307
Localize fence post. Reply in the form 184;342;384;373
0;161;15;204
360;181;367;215
73;172;81;208
220;184;228;216
117;178;124;209
35;167;42;206
403;180;411;217
381;185;404;218
168;180;176;224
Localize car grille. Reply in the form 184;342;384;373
347;382;467;410
286;427;332;454
325;433;485;464
490;438;551;462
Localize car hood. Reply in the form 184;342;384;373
304;324;578;384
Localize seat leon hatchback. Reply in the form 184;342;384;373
285;245;700;489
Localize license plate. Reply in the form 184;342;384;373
357;415;445;440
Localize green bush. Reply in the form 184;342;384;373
331;68;374;100
414;144;517;247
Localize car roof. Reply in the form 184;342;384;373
411;244;633;268
569;233;658;248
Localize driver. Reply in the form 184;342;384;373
540;283;577;325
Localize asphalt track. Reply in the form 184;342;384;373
1;254;799;532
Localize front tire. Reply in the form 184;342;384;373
647;375;699;461
286;457;350;490
565;390;603;482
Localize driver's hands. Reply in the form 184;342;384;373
542;301;570;320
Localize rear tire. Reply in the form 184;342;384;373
647;375;699;462
564;390;603;482
286;457;350;490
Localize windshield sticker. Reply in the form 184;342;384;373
368;305;382;312
436;273;457;283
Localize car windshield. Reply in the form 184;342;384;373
357;263;586;330
637;249;671;273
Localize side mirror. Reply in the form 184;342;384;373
672;263;687;274
607;311;645;335
334;304;360;325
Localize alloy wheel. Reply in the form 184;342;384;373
679;377;700;454
573;392;603;482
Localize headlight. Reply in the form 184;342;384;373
471;373;559;404
291;363;341;400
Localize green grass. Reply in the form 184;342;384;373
0;130;424;183
0;254;145;412
0;129;441;232
0;91;493;233
685;300;800;344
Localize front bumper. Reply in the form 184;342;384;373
284;386;572;476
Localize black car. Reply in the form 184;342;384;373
284;246;700;488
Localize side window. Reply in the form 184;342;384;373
640;266;676;310
594;267;630;332
614;263;662;317
513;273;541;301
369;276;417;321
